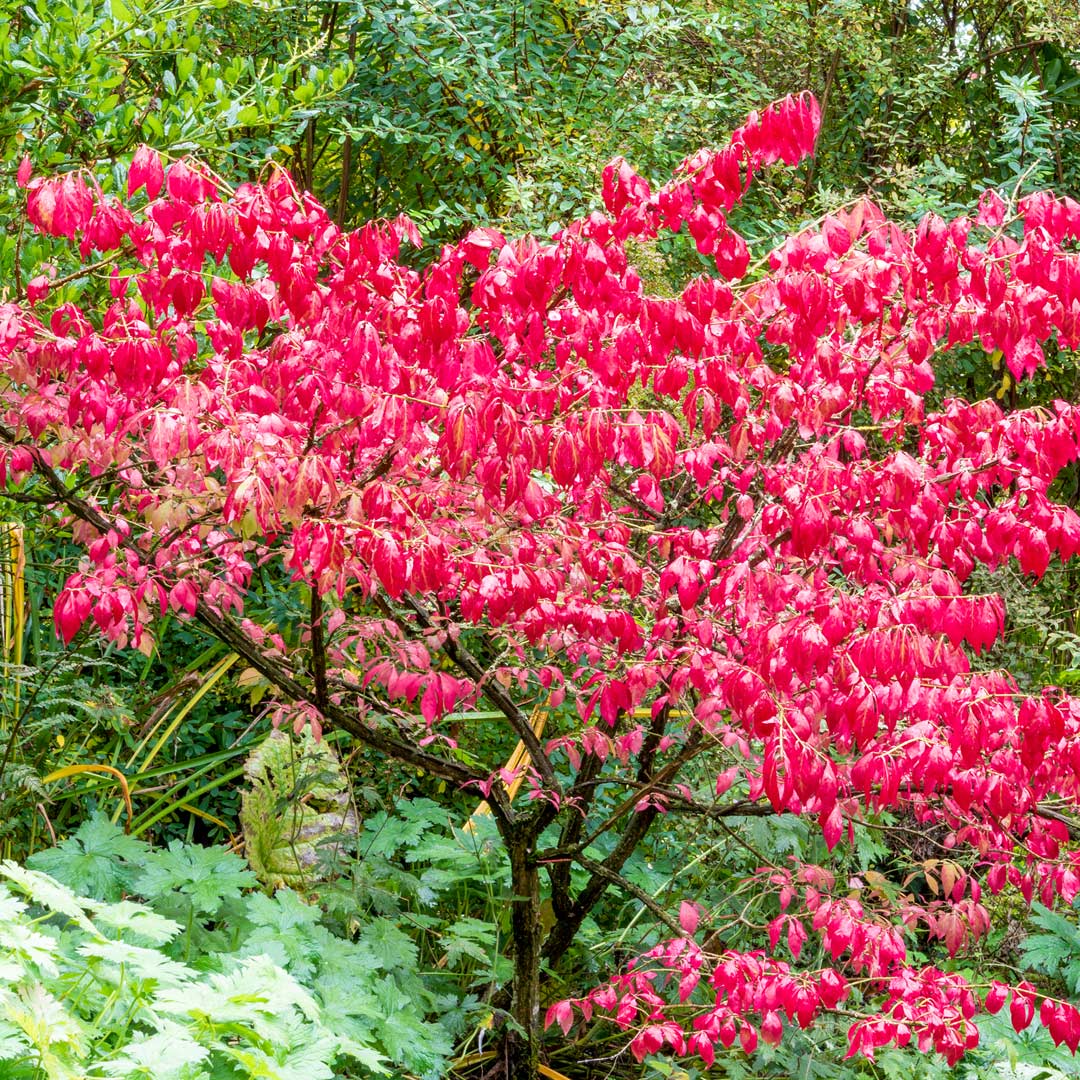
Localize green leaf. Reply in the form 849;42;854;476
239;890;326;981
97;1019;208;1078
79;939;194;987
358;919;417;972
133;841;256;917
440;916;497;969
0;907;61;977
1020;901;1080;982
27;813;150;901
361;799;448;859
87;900;181;946
215;1013;338;1080
0;983;86;1053
0;1020;30;1062
155;955;320;1029
0;863;97;935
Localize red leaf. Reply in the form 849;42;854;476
821;805;843;851
544;1000;574;1036
679;900;700;936
760;1010;783;1046
128;145;164;199
739;1023;758;1054
989;984;1010;1015
1010;986;1035;1033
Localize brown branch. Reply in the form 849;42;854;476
610;479;662;521
15;250;125;305
190;603;492;797
540;800;660;972
401;594;563;795
635;698;672;784
559;852;684;938
335;26;359;227
1035;804;1080;842
577;730;707;851
547;753;606;919
0;424;493;801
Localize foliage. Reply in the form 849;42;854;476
0;0;768;260
13;75;1080;1075
1020;901;1080;996
0;0;350;186
3;0;1080;275
316;0;755;239
0;856;387;1079
3;7;1080;1076
26;812;149;901
19;812;480;1078
0;646;137;860
698;0;1080;222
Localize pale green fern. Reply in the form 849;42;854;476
0;861;387;1080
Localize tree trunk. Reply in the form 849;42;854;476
506;828;541;1077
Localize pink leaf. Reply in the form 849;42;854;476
544;1000;574;1036
678;901;700;936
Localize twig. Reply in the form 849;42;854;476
561;852;685;938
401;594;563;795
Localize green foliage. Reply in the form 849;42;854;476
969;558;1080;695
328;0;749;237
0;859;387;1079
996;72;1057;192
969;1010;1079;1080
21;810;484;1078
0;648;136;861
0;0;345;173
25;812;148;901
132;840;257;919
0;509;265;860
1020;902;1080;994
321;797;512;978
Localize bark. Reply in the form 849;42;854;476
505;825;542;1077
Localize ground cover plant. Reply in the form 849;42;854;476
7;87;1080;1078
0;809;482;1079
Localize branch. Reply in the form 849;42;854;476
710;426;797;563
635;698;672;784
536;734;710;975
610;479;662;521
557;852;684;939
13;250;126;304
1;425;492;799
1035;804;1080;842
578;730;707;851
400;594;563;796
190;604;491;794
547;752;606;919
